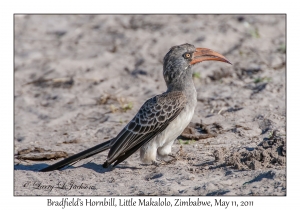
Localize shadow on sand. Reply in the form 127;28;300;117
14;161;142;173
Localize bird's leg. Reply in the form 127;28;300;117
151;160;162;167
168;153;177;159
154;153;179;166
151;159;173;166
163;145;184;164
166;145;183;160
164;154;179;164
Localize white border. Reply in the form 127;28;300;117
2;0;297;209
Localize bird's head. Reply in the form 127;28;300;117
163;43;231;87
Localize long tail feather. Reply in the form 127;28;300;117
40;139;112;172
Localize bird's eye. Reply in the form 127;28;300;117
183;53;191;59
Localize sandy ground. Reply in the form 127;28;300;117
14;14;286;196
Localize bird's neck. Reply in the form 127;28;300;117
166;69;195;95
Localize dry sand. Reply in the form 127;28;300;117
14;14;286;196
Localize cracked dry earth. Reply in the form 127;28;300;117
14;14;286;195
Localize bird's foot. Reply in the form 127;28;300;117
151;157;177;167
164;154;179;164
168;153;180;160
151;160;162;167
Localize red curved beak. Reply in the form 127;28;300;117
190;48;231;65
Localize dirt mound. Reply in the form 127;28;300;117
214;130;286;170
16;147;69;161
180;122;224;140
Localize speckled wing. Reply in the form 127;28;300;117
104;91;187;167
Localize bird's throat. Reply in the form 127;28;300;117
166;67;194;93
